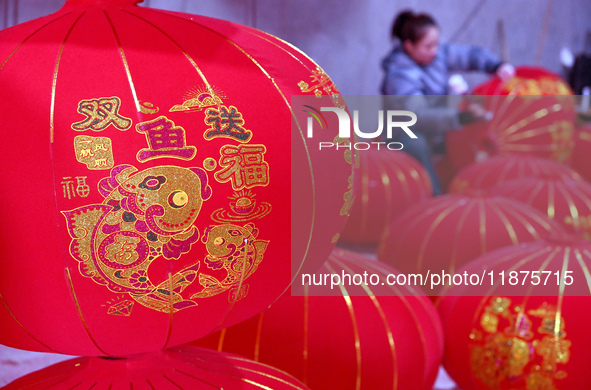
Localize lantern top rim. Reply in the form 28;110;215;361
62;0;143;9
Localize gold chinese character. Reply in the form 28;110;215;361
80;149;95;158
204;105;252;142
136;116;196;162
94;143;109;152
71;97;131;131
61;176;91;199
94;158;109;168
215;144;270;190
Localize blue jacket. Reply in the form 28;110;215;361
381;43;502;95
381;43;501;135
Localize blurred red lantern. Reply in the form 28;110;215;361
447;67;576;171
0;0;352;356
438;236;591;390
4;345;310;389
491;177;591;240
449;155;582;195
378;194;564;285
339;149;432;246
472;67;573;95
571;123;591;182
194;248;444;390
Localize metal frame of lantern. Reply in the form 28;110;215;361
3;345;310;389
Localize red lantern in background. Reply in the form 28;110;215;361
3;345;310;389
471;67;573;95
194;248;444;390
0;0;352;356
571;123;591;183
338;149;432;246
438;236;591;390
378;194;564;285
447;67;576;171
491;177;591;240
449;155;582;195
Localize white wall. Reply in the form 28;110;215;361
2;0;590;94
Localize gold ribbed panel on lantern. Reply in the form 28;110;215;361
339;148;432;246
491;177;591;241
449;155;582;195
378;193;565;293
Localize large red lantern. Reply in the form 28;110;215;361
3;345;310;389
0;0;352;356
194;248;444;390
446;67;576;171
377;194;564;286
449;155;582;195
491;177;591;240
339;149;432;246
438;236;591;390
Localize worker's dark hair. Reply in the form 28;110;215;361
391;10;437;43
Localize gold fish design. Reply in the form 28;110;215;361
62;164;212;313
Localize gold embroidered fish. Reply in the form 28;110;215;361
62;164;212;313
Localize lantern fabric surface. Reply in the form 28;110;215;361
339;149;432;246
438;236;591;390
449;155;582;195
377;194;564;284
0;0;352;356
446;67;576;171
194;248;444;390
4;345;310;389
491;177;591;240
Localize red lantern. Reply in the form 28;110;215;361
438;236;591;390
472;66;573;95
571;123;591;183
0;0;352;356
194;248;444;390
339;149;432;246
449;155;582;195
491;177;591;240
3;345;310;389
447;67;576;171
377;194;564;286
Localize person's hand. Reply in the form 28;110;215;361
458;101;492;125
496;63;515;81
466;102;489;120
